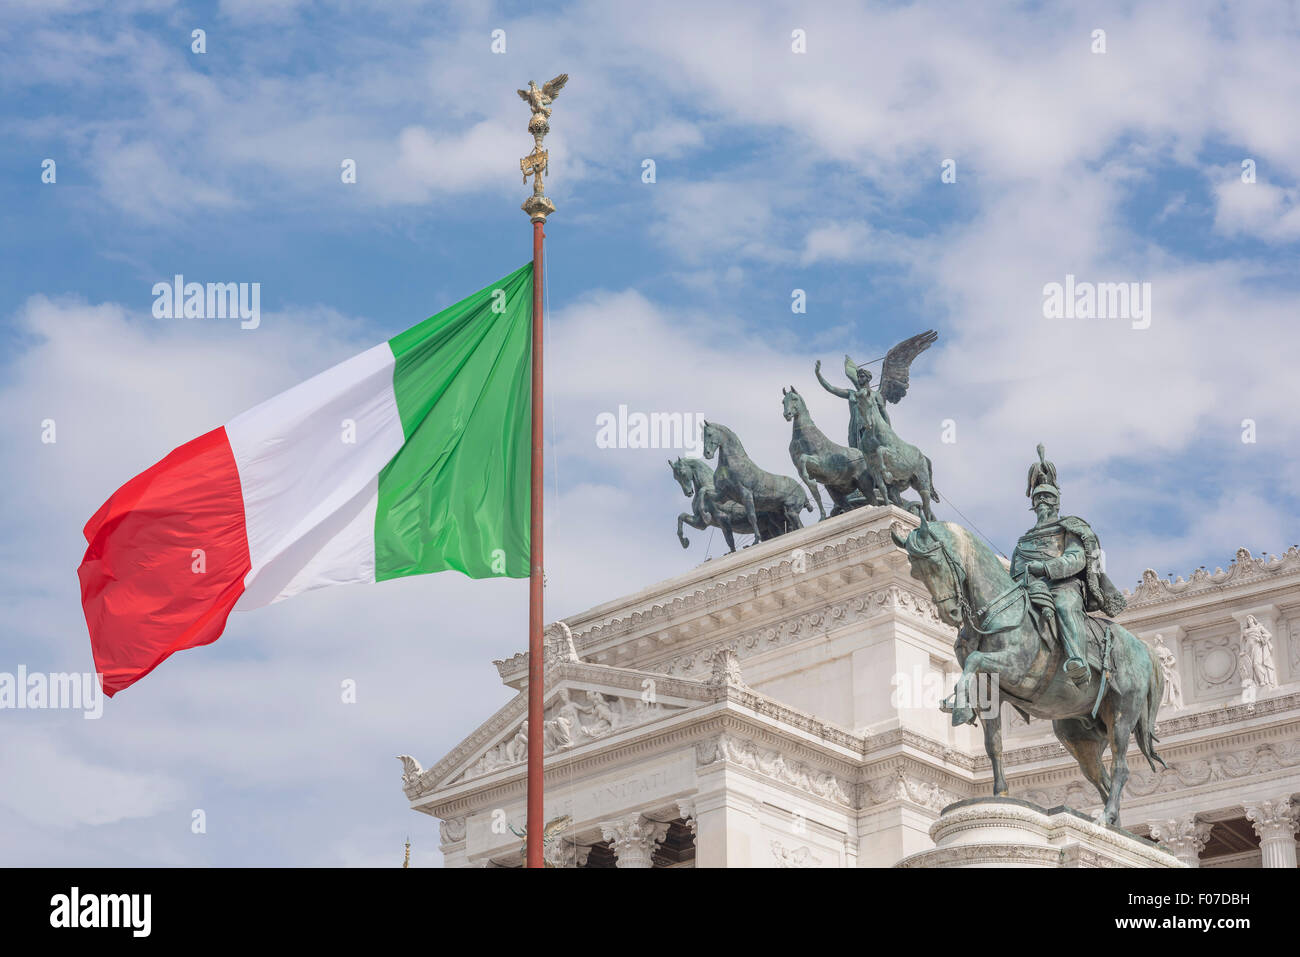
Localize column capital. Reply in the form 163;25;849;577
1245;797;1299;868
1245;798;1298;841
599;813;669;868
1148;815;1213;867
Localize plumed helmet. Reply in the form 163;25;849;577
1026;443;1060;500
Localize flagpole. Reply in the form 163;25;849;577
525;214;545;869
519;74;565;869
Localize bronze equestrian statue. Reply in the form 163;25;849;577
891;445;1165;826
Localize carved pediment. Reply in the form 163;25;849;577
452;687;685;785
403;662;710;799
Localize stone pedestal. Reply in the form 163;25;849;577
895;798;1185;868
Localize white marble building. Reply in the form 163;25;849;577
399;505;1300;868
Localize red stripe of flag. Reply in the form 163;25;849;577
77;427;251;696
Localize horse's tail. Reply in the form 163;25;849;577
924;456;940;503
1135;643;1168;773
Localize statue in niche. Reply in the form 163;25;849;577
1152;634;1184;710
1241;615;1278;689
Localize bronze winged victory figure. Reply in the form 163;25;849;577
815;330;941;519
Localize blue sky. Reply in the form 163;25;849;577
2;0;1299;866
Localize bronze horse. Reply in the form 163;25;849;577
701;421;811;544
670;457;783;552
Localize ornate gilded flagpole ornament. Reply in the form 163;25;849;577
518;73;568;222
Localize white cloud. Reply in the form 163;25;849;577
0;733;184;829
1213;177;1300;241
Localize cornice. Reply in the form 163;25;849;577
861;726;979;774
495;507;922;681
986;691;1300;772
648;585;945;679
417;708;868;820
1122;545;1300;611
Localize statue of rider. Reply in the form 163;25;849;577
1010;445;1127;686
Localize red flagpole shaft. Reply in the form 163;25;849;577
526;218;545;868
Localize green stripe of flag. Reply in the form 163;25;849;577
375;262;533;581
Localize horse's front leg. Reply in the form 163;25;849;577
677;512;705;548
717;514;738;552
851;461;876;509
982;712;1008;796
949;649;1022;727
703;490;738;552
1101;707;1138;826
873;449;894;504
914;481;936;522
740;489;761;543
796;455;826;520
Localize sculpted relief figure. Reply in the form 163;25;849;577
543;688;582;750
1152;634;1184;710
1241;615;1278;690
463;688;675;780
505;720;529;764
581;690;620;735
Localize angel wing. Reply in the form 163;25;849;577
542;73;569;98
879;329;938;404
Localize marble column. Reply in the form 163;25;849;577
1148;815;1213;868
1245;798;1299;868
600;814;668;868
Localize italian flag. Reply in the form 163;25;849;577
78;264;534;696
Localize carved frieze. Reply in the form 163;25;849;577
770;840;821;867
861;766;965;812
696;733;853;805
1017;740;1300;809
